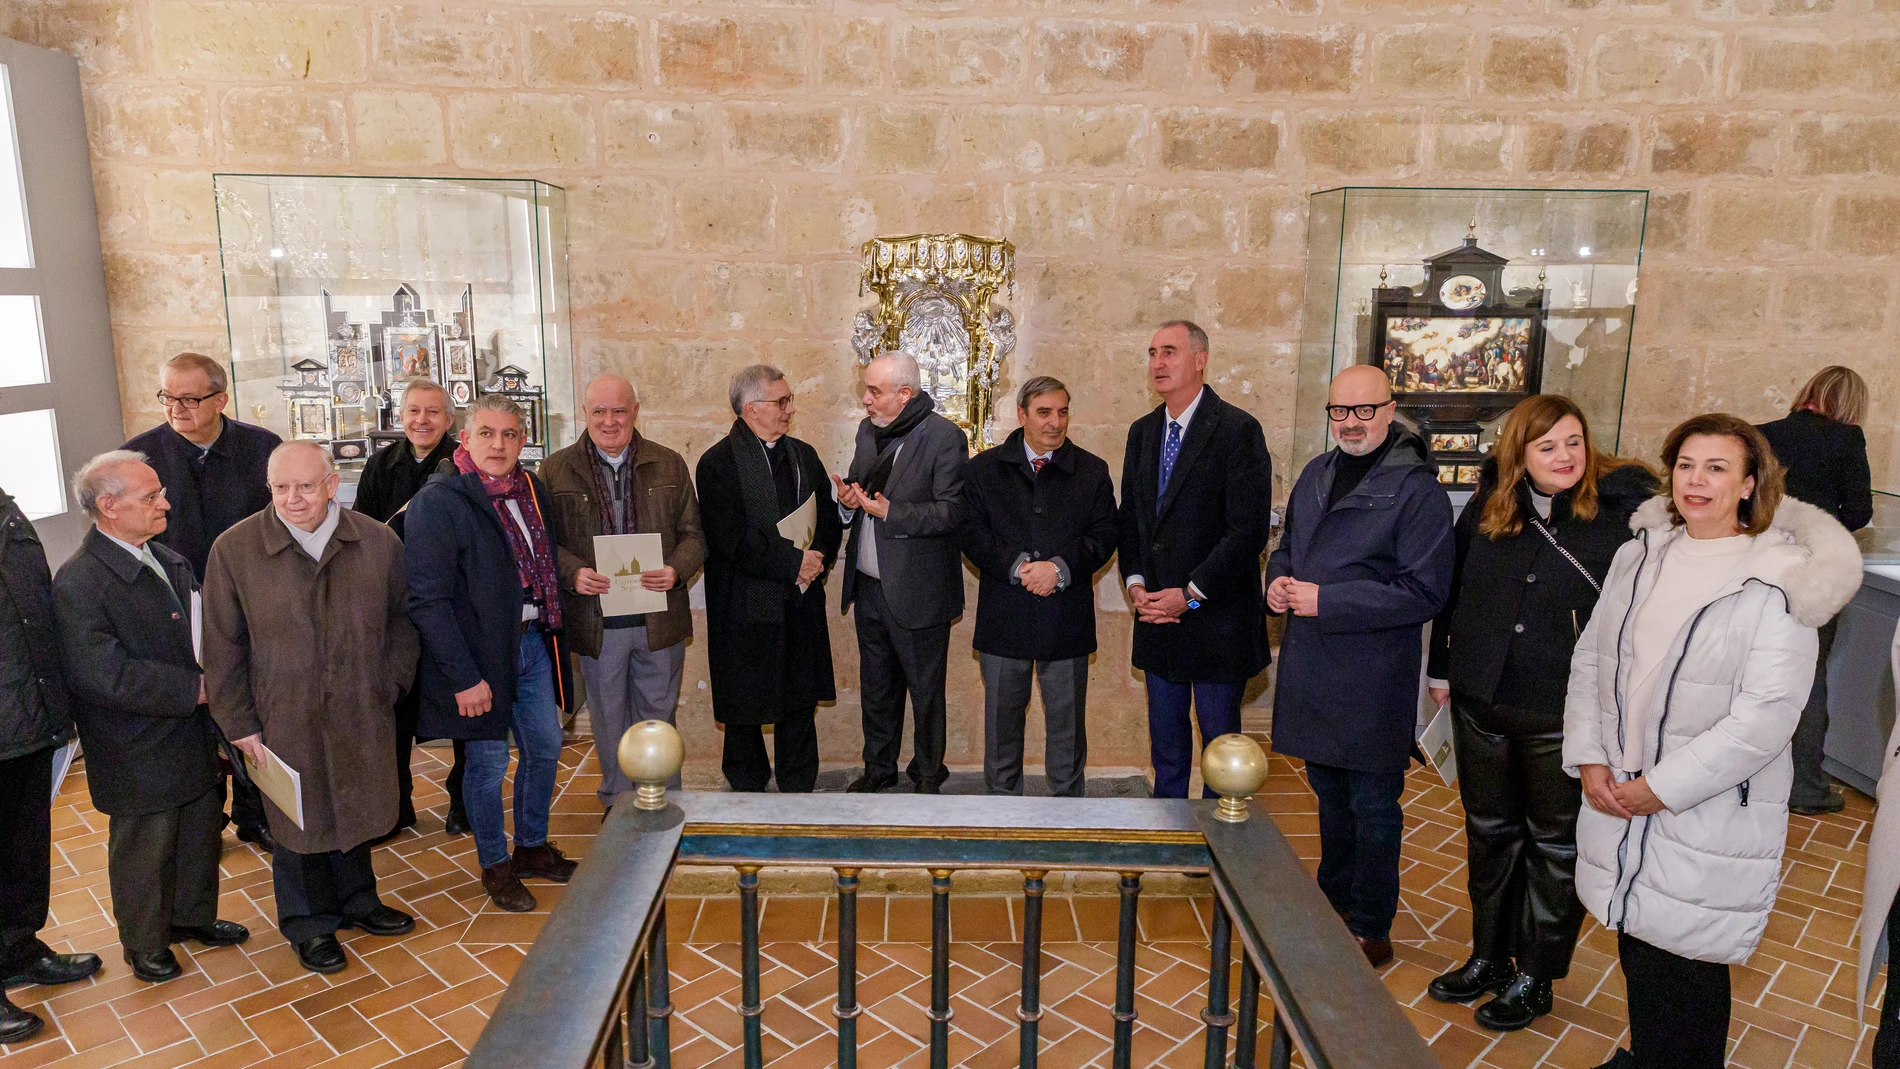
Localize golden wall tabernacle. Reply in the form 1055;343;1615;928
9;0;1899;772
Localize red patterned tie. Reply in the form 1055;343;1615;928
1031;456;1047;474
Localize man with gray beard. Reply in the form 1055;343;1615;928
1265;364;1455;968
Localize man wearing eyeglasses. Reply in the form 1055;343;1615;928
543;375;705;808
1117;321;1273;800
201;442;420;974
1265;364;1455;969
697;365;843;792
124;351;282;852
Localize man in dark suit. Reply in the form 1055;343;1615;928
52;452;251;984
961;377;1118;797
698;365;843;792
835;351;969;794
123;351;278;851
1266;364;1455;968
351;377;463;840
1117;321;1273;799
0;488;99;1040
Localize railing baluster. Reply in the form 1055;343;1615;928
738;865;764;1069
1018;870;1046;1069
647;905;673;1069
1112;871;1141;1069
928;868;954;1069
834;867;862;1069
1202;903;1235;1069
603;1006;623;1069
1269;1007;1292;1069
628;957;651;1069
1234;957;1260;1069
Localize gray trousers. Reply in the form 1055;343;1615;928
580;625;685;804
107;787;223;953
1790;617;1839;808
980;652;1089;798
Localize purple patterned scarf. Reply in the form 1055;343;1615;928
454;444;563;630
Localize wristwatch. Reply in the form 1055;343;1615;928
1185;596;1203;611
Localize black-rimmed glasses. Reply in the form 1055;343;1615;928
157;390;222;410
1325;400;1394;422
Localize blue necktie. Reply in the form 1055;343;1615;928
1158;420;1183;501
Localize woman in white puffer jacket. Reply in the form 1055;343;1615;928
1563;413;1863;1069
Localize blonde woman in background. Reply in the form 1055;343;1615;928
1758;364;1874;815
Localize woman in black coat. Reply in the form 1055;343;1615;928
1757;364;1873;815
1424;394;1658;1032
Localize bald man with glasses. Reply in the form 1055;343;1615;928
1265;364;1455;968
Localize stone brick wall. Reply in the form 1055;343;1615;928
8;0;1897;773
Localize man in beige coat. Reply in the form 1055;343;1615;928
203;442;421;975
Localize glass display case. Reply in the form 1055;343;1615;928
213;174;574;481
1294;187;1648;489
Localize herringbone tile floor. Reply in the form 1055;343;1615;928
0;740;1881;1068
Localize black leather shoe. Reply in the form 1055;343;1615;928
171;920;250;948
236;823;277;853
0;995;42;1043
344;905;415;937
443;808;470;836
1427;955;1514;1003
5;951;102;988
124;948;183;983
846;772;897;794
294;934;347;975
1790;791;1846;816
1354;935;1393;969
1474;972;1553;1032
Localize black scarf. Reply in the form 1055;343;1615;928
729;420;802;533
859;391;936;496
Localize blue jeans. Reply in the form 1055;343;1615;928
463;632;562;870
1305;761;1406;941
1145;676;1243;799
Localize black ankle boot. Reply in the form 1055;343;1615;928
1474;972;1552;1031
1427;955;1513;1003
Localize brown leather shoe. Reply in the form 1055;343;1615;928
1355;935;1394;969
513;842;578;883
481;861;537;912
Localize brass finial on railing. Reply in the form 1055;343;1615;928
1201;734;1269;823
618;720;684;810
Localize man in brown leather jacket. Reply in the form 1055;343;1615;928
543;375;705;807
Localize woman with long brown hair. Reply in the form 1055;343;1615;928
1425;394;1658;1031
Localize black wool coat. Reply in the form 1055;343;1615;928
1758;409;1873;532
52;528;217;816
404;469;572;742
352;436;458;523
1427;460;1659;718
124;418;281;580
1117;386;1274;683
0;491;74;762
960;430;1119;663
1267;427;1454;774
696;430;842;726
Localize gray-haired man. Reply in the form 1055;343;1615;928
959;377;1119;796
834;352;968;794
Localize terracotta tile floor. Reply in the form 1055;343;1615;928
0;741;1882;1068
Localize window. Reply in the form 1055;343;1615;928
0;408;64;519
0;294;46;387
0;64;30;268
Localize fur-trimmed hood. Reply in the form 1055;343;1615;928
1628;494;1863;627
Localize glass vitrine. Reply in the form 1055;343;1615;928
212;174;574;478
1295;187;1648;487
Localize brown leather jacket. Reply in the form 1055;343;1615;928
543;431;706;657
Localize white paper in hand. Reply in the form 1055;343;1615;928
1418;702;1457;788
243;742;305;829
595;533;668;616
777;493;816;551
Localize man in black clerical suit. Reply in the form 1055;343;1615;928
696;365;843;792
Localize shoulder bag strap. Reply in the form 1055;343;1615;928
1528;514;1600;594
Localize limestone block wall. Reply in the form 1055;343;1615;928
6;0;1898;772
